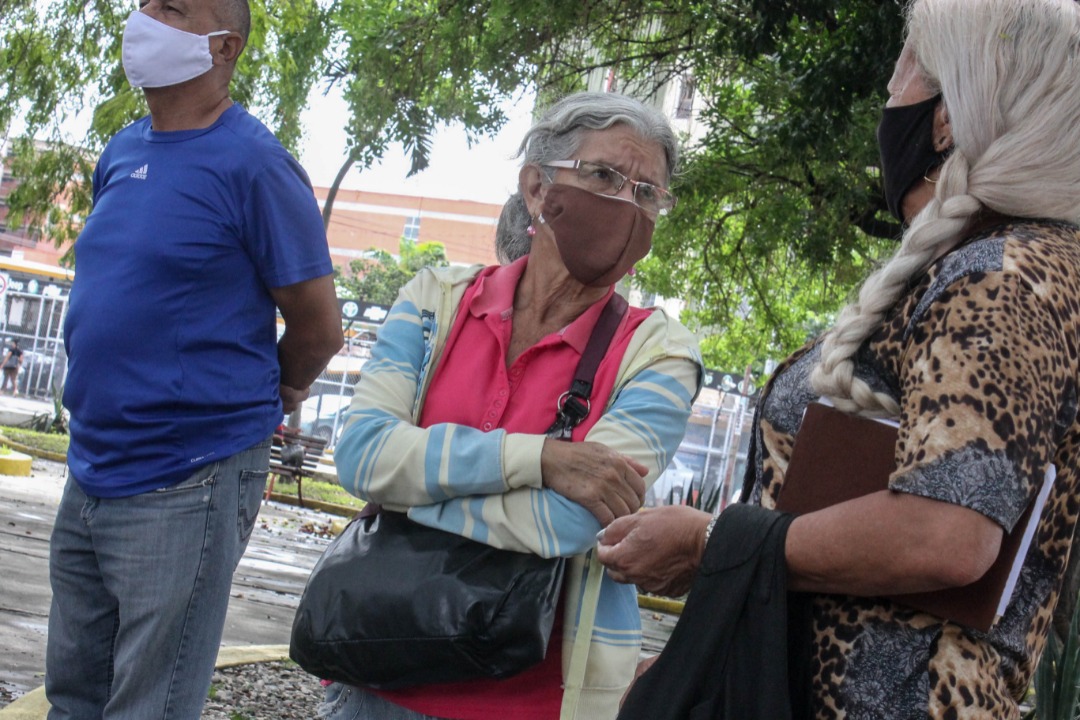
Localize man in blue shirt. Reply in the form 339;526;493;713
45;1;343;717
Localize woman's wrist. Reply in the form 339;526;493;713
704;513;718;544
686;507;712;569
695;511;717;565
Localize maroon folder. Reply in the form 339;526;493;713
776;401;1050;633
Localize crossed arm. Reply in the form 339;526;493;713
333;282;701;557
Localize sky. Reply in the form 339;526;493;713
8;84;537;209
296;87;537;206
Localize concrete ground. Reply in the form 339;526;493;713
0;458;346;709
0;395;54;430
0;399;678;713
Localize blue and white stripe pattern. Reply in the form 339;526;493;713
332;264;703;716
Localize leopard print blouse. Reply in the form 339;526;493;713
748;221;1080;719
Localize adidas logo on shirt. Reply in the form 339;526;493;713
130;164;148;180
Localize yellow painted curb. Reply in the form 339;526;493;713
0;434;67;463
0;450;32;476
0;690;48;720
637;594;685;615
214;644;291;668
266;491;362;519
0;645;294;719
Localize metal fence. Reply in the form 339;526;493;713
0;280;760;507
645;391;756;513
0;287;68;400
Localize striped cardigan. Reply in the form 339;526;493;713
334;264;703;719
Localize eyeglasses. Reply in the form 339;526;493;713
541;160;677;216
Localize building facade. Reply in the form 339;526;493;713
318;187;502;268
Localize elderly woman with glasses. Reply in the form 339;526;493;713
323;91;703;720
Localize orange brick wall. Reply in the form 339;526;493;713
316;187;502;269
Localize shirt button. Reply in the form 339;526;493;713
498;389;508;398
482;422;493;431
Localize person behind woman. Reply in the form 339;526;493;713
597;0;1080;717
1;339;22;395
324;91;704;720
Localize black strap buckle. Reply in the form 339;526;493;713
545;391;591;440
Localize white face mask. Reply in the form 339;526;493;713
122;11;230;89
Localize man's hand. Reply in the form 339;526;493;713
596;505;711;597
270;274;344;392
540;439;648;527
279;384;310;415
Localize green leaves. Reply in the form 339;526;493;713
1028;591;1080;719
613;0;907;369
4;0;913;374
336;239;449;306
1;0;328;257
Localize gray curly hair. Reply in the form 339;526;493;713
811;0;1080;417
495;91;679;264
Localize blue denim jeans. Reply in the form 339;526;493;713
45;439;271;720
318;684;446;720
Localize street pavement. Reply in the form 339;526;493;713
0;459;345;708
0;455;678;710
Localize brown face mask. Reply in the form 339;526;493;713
539;184;655;288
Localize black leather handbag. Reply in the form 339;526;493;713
290;508;565;688
289;293;628;688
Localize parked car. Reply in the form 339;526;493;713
297;394;353;444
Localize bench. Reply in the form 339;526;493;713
264;426;329;508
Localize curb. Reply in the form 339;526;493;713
0;434;66;464
265;492;361;518
637;594;686;615
0;450;32;476
0;645;292;719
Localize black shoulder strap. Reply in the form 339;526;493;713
545;292;630;440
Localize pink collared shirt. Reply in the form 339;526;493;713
375;256;651;720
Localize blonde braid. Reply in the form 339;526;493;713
811;154;980;416
812;0;1080;417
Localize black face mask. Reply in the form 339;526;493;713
876;93;949;223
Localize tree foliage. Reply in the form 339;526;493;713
623;1;908;369
336;239;449;306
1;0;330;249
2;0;910;370
304;0;910;370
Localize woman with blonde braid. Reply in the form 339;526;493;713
598;0;1080;716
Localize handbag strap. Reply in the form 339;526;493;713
554;292;629;718
561;550;605;720
546;292;630;440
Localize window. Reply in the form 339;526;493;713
403;215;421;241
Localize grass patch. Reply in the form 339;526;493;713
0;425;70;455
272;476;365;509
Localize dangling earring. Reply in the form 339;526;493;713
628;266;637;276
527;214;546;237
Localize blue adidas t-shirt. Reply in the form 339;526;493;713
64;104;333;497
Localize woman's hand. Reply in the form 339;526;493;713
596;505;711;597
540;439;648;527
